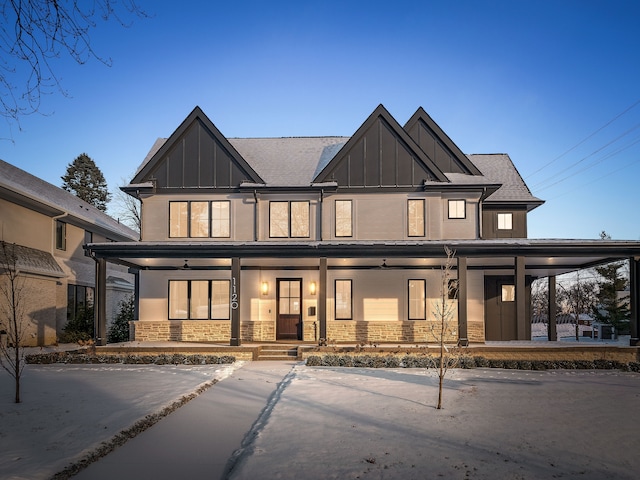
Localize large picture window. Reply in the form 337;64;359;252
67;284;94;325
335;200;352;237
169;280;230;320
408;199;425;237
408;279;426;320
269;201;310;238
169;201;230;238
335;279;352;320
448;199;466;219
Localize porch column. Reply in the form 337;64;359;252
457;256;468;346
630;257;639;346
230;257;241;346
94;258;107;346
515;256;527;340
548;275;557;341
319;257;327;341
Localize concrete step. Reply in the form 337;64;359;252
257;346;298;361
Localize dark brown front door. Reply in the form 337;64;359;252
276;278;302;340
484;276;517;341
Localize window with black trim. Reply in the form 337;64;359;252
168;280;230;320
335;279;352;320
67;284;94;325
408;199;425;237
335;200;352;237
497;213;513;230
269;201;310;238
408;279;426;320
501;284;515;302
56;220;66;250
448;279;459;300
448;199;466;219
169;201;230;238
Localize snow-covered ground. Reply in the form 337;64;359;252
1;342;639;480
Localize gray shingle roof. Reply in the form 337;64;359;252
0;243;65;278
0;159;139;240
468;154;544;206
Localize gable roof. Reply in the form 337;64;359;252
405;107;482;175
313;104;449;186
0;159;138;241
130;106;264;189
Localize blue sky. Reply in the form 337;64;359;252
1;0;639;240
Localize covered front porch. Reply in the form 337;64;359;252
86;239;640;347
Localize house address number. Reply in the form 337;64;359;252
231;276;238;310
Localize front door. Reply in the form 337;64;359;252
484;276;517;341
276;278;302;340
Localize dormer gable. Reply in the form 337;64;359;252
130;106;264;190
405;107;482;175
314;104;448;188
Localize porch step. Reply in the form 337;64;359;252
257;345;299;361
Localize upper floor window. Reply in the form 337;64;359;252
56;220;66;250
497;213;513;230
169;201;230;238
335;200;352;237
448;199;466;219
407;199;425;237
269;201;310;238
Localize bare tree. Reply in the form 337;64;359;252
430;246;463;410
0;241;27;403
0;0;147;133
109;177;141;233
557;271;598;341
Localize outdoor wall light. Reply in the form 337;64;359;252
310;281;317;295
261;281;269;295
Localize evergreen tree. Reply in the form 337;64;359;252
593;262;630;334
61;153;111;211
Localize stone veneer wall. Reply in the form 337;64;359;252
133;319;486;343
133;321;231;342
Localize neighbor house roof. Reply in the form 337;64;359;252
0;159;139;241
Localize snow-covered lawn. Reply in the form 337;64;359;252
1;355;639;480
229;366;640;480
0;363;238;480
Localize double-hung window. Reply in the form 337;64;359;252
169;201;230;238
269;201;310;238
169;280;230;320
408;199;425;237
335;200;352;237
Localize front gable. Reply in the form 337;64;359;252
314;105;448;188
404;107;482;175
131;106;264;190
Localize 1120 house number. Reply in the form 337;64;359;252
231;277;238;310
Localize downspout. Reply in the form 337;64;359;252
253;189;259;242
51;213;69;252
478;187;485;239
319;189;324;241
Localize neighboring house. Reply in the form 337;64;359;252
87;105;640;346
0;160;138;346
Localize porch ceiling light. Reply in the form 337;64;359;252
183;260;190;269
261;281;269;295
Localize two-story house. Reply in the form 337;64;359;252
87;105;640;346
0;160;138;346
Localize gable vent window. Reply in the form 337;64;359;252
169;201;230;238
497;213;513;230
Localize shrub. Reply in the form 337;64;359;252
108;296;134;343
59;305;94;343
